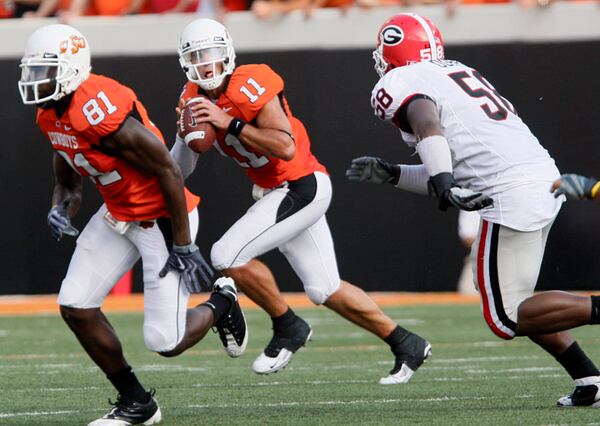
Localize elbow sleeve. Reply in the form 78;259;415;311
415;135;453;177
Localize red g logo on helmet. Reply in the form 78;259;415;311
381;26;404;46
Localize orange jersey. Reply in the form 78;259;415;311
181;64;327;188
37;73;199;221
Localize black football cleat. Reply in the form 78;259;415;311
379;333;432;384
252;315;312;374
213;277;248;358
88;390;161;425
557;377;600;407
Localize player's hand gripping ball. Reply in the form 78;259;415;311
179;97;217;154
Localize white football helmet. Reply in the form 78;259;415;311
18;24;91;105
178;19;236;91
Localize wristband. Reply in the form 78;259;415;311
227;118;246;137
173;243;199;254
428;172;455;198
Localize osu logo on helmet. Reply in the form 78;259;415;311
373;13;445;77
60;35;87;55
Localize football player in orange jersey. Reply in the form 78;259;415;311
171;18;431;383
19;24;248;425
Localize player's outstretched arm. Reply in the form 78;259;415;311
48;153;83;241
346;158;430;195
406;98;493;211
551;174;600;200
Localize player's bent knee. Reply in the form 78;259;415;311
143;324;179;353
305;285;334;305
157;347;182;358
211;240;234;271
59;305;97;326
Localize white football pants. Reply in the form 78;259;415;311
210;171;341;305
57;204;199;352
471;218;554;339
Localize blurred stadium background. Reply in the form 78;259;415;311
0;3;598;296
1;4;600;425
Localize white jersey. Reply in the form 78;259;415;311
371;59;562;231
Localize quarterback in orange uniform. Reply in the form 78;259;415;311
171;18;431;382
19;24;247;425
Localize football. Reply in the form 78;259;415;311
180;97;217;154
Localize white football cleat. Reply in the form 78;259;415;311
379;363;419;385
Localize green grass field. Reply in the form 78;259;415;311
1;304;599;425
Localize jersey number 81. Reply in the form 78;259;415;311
82;91;118;125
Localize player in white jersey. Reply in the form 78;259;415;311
346;13;600;407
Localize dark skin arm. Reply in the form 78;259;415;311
102;116;192;246
52;153;83;217
191;96;296;160
405;98;444;139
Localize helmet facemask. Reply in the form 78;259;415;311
179;42;235;91
18;25;91;105
372;43;389;78
18;54;79;104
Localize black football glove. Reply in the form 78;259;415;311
159;243;215;293
429;172;493;212
553;174;599;200
47;200;79;241
345;156;401;185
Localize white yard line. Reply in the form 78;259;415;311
187;394;539;409
0;410;78;419
466;367;559;374
193;379;372;388
433;355;540;364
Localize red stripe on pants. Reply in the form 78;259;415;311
476;220;512;340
